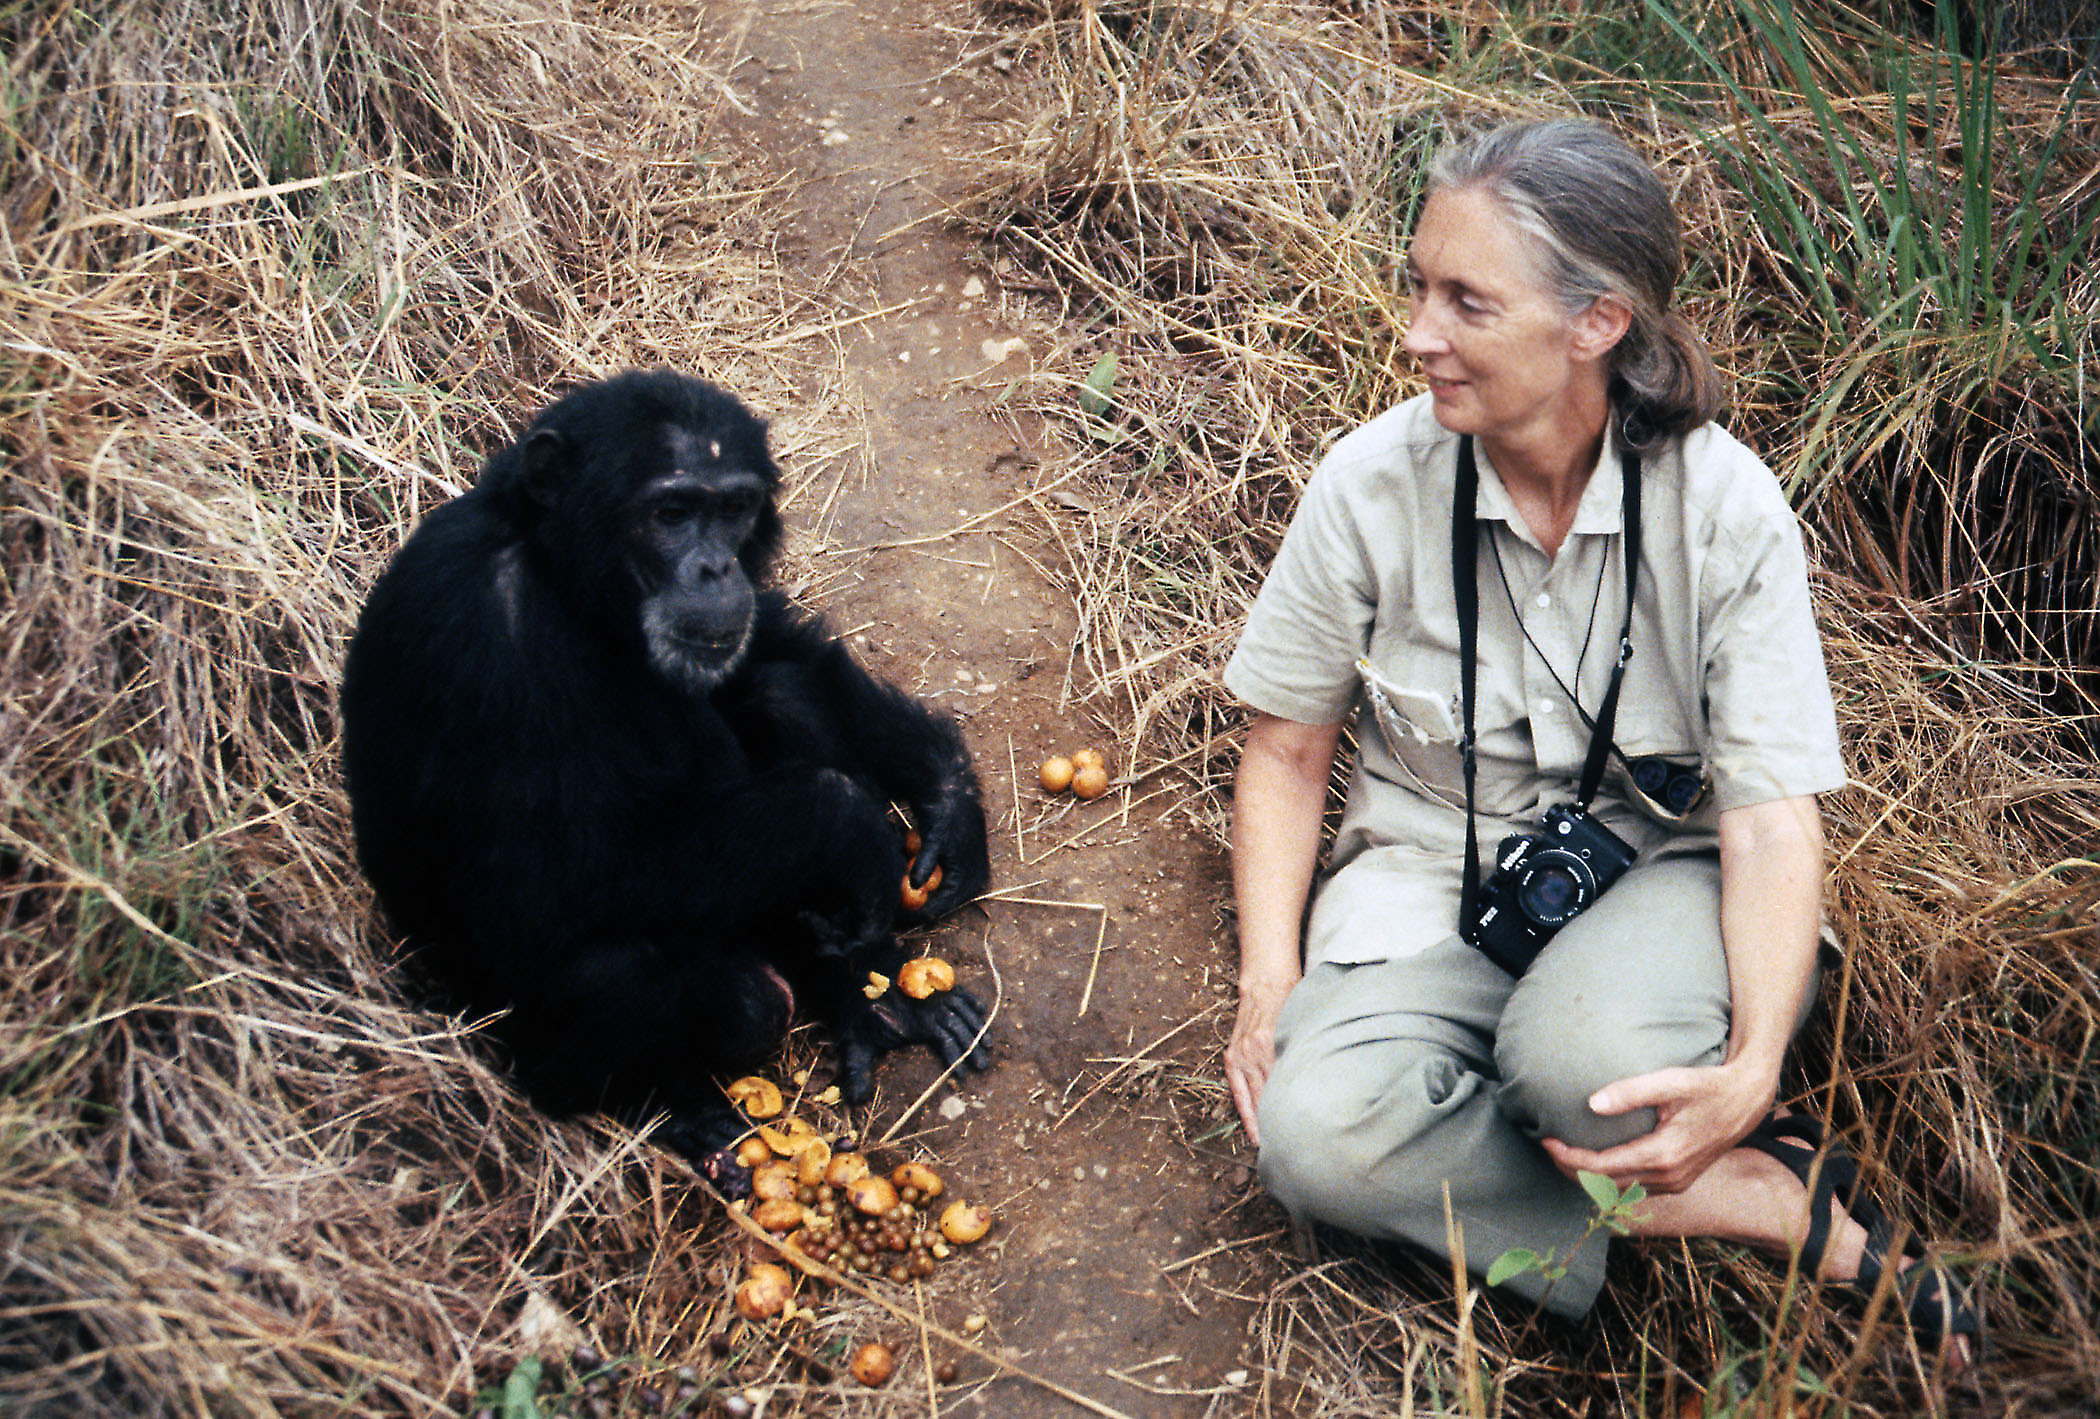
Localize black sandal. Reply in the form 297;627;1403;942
1740;1114;1980;1346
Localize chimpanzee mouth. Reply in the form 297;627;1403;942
644;608;751;693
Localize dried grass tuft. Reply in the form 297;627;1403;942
0;0;898;1413
964;0;2100;1411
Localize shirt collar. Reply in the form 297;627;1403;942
1471;435;1625;542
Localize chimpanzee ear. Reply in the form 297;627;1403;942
520;428;565;509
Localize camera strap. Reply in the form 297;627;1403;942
1454;432;1642;938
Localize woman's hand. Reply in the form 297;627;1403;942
1540;1056;1777;1193
1225;972;1298;1148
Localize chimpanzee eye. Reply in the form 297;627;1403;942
652;503;694;529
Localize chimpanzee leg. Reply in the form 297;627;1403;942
503;936;795;1184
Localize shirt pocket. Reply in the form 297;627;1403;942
1603;744;1717;831
1355;657;1467;810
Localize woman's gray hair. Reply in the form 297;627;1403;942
1428;118;1725;452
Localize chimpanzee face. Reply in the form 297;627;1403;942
631;455;770;693
512;373;784;694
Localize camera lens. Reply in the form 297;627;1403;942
1516;858;1590;926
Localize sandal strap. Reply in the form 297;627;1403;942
1856;1214;1980;1339
1740;1115;1860;1276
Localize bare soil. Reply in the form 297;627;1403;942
703;2;1273;1413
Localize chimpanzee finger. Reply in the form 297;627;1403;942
935;1013;991;1073
948;996;990;1052
924;998;978;1059
909;844;941;891
929;993;992;1070
921;1013;973;1069
942;985;988;1032
836;1036;880;1105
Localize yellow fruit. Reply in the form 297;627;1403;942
938;1200;992;1243
750;1160;799;1201
891;1160;945;1199
849;1341;894;1386
753;1198;806;1233
795;1138;832;1187
846;1174;900;1216
758;1116;818;1156
734;1263;793;1320
899;863;942;911
825;1151;871;1188
1072;748;1104;771
1071;763;1109;799
1039;756;1075;792
897;956;956;999
725;1076;783;1119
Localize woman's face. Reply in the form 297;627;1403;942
1402;185;1617;448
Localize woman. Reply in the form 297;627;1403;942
1223;118;1973;1345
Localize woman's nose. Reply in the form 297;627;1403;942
1402;306;1447;357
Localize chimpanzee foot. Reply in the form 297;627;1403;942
833;985;995;1104
654;1107;754;1197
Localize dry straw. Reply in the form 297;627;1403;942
965;0;2100;1412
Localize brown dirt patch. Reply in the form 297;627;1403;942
703;0;1271;1412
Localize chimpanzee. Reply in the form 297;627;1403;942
339;370;992;1175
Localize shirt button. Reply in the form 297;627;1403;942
1535;592;1551;609
1538;699;1556;715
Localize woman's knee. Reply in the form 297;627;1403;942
1493;999;1720;1148
1256;1043;1471;1221
1493;1034;1664;1150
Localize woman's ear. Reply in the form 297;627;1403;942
1571;292;1634;363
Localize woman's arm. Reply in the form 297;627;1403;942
1542;793;1824;1191
1226;713;1345;1147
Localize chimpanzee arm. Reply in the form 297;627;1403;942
728;595;989;915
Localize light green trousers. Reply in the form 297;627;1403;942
1257;853;1804;1319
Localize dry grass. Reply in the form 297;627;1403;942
0;0;928;1413
962;0;2100;1413
7;0;2098;1412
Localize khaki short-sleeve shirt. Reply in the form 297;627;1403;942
1224;394;1847;967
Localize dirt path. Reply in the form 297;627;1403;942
702;2;1270;1414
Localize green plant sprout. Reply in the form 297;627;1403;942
1486;1170;1649;1289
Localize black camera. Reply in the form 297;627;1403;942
1465;804;1637;976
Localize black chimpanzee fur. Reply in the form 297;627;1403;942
340;370;991;1178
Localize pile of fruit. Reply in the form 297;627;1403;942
1038;746;1110;800
721;1077;996;1387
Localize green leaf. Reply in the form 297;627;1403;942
1485;1247;1541;1287
500;1357;544;1419
1577;1170;1621;1214
1077;353;1117;417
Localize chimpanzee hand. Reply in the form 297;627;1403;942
905;776;989;921
655;1107;755;1197
833;984;993;1104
